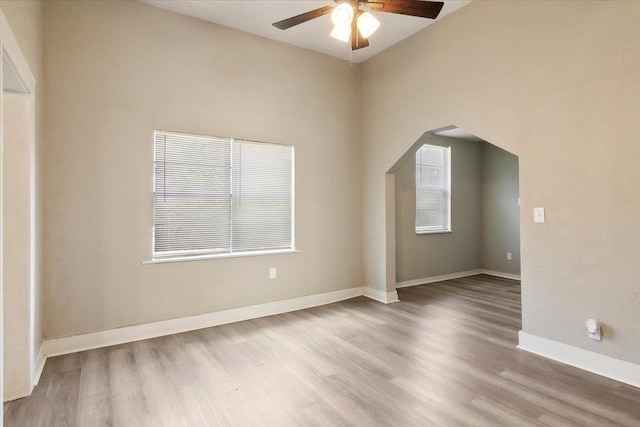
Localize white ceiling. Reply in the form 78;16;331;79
435;128;485;142
140;1;472;63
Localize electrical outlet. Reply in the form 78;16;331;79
586;319;601;341
507;252;512;261
269;267;277;280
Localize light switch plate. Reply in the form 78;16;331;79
269;267;277;279
533;207;545;223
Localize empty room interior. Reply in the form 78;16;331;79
1;0;639;425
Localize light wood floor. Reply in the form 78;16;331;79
5;275;640;426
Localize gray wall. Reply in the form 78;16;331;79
361;0;640;364
395;137;519;282
11;0;640;372
395;135;482;282
481;143;520;275
43;0;362;339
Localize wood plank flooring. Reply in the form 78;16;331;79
5;274;640;426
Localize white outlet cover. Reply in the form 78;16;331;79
269;267;277;279
533;207;545;223
586;319;601;340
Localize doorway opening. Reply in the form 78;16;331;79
386;126;520;292
2;13;38;404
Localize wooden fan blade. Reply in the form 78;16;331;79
273;6;334;30
359;1;385;9
377;0;444;19
351;15;369;51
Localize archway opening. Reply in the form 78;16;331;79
385;125;520;310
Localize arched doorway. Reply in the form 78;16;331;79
385;125;520;302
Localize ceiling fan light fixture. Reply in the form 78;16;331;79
330;24;351;43
357;11;380;39
331;3;354;27
272;0;445;52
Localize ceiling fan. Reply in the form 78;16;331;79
273;0;444;51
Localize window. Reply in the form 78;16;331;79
415;144;451;234
153;130;294;259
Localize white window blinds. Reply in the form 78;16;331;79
153;131;294;258
415;144;451;234
232;140;293;252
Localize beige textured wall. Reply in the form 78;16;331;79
395;135;482;282
44;0;362;338
361;1;640;364
1;0;45;364
481;142;520;275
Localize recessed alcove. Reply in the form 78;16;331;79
385;126;520;292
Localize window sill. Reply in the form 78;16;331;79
142;249;301;265
416;230;453;235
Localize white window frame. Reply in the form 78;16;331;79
151;130;296;262
415;144;452;234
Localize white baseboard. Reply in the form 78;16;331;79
395;269;521;289
395;269;483;288
3;389;30;403
518;331;640;389
2;343;46;402
482;269;521;281
363;287;399;304
45;286;363;357
32;343;46;386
